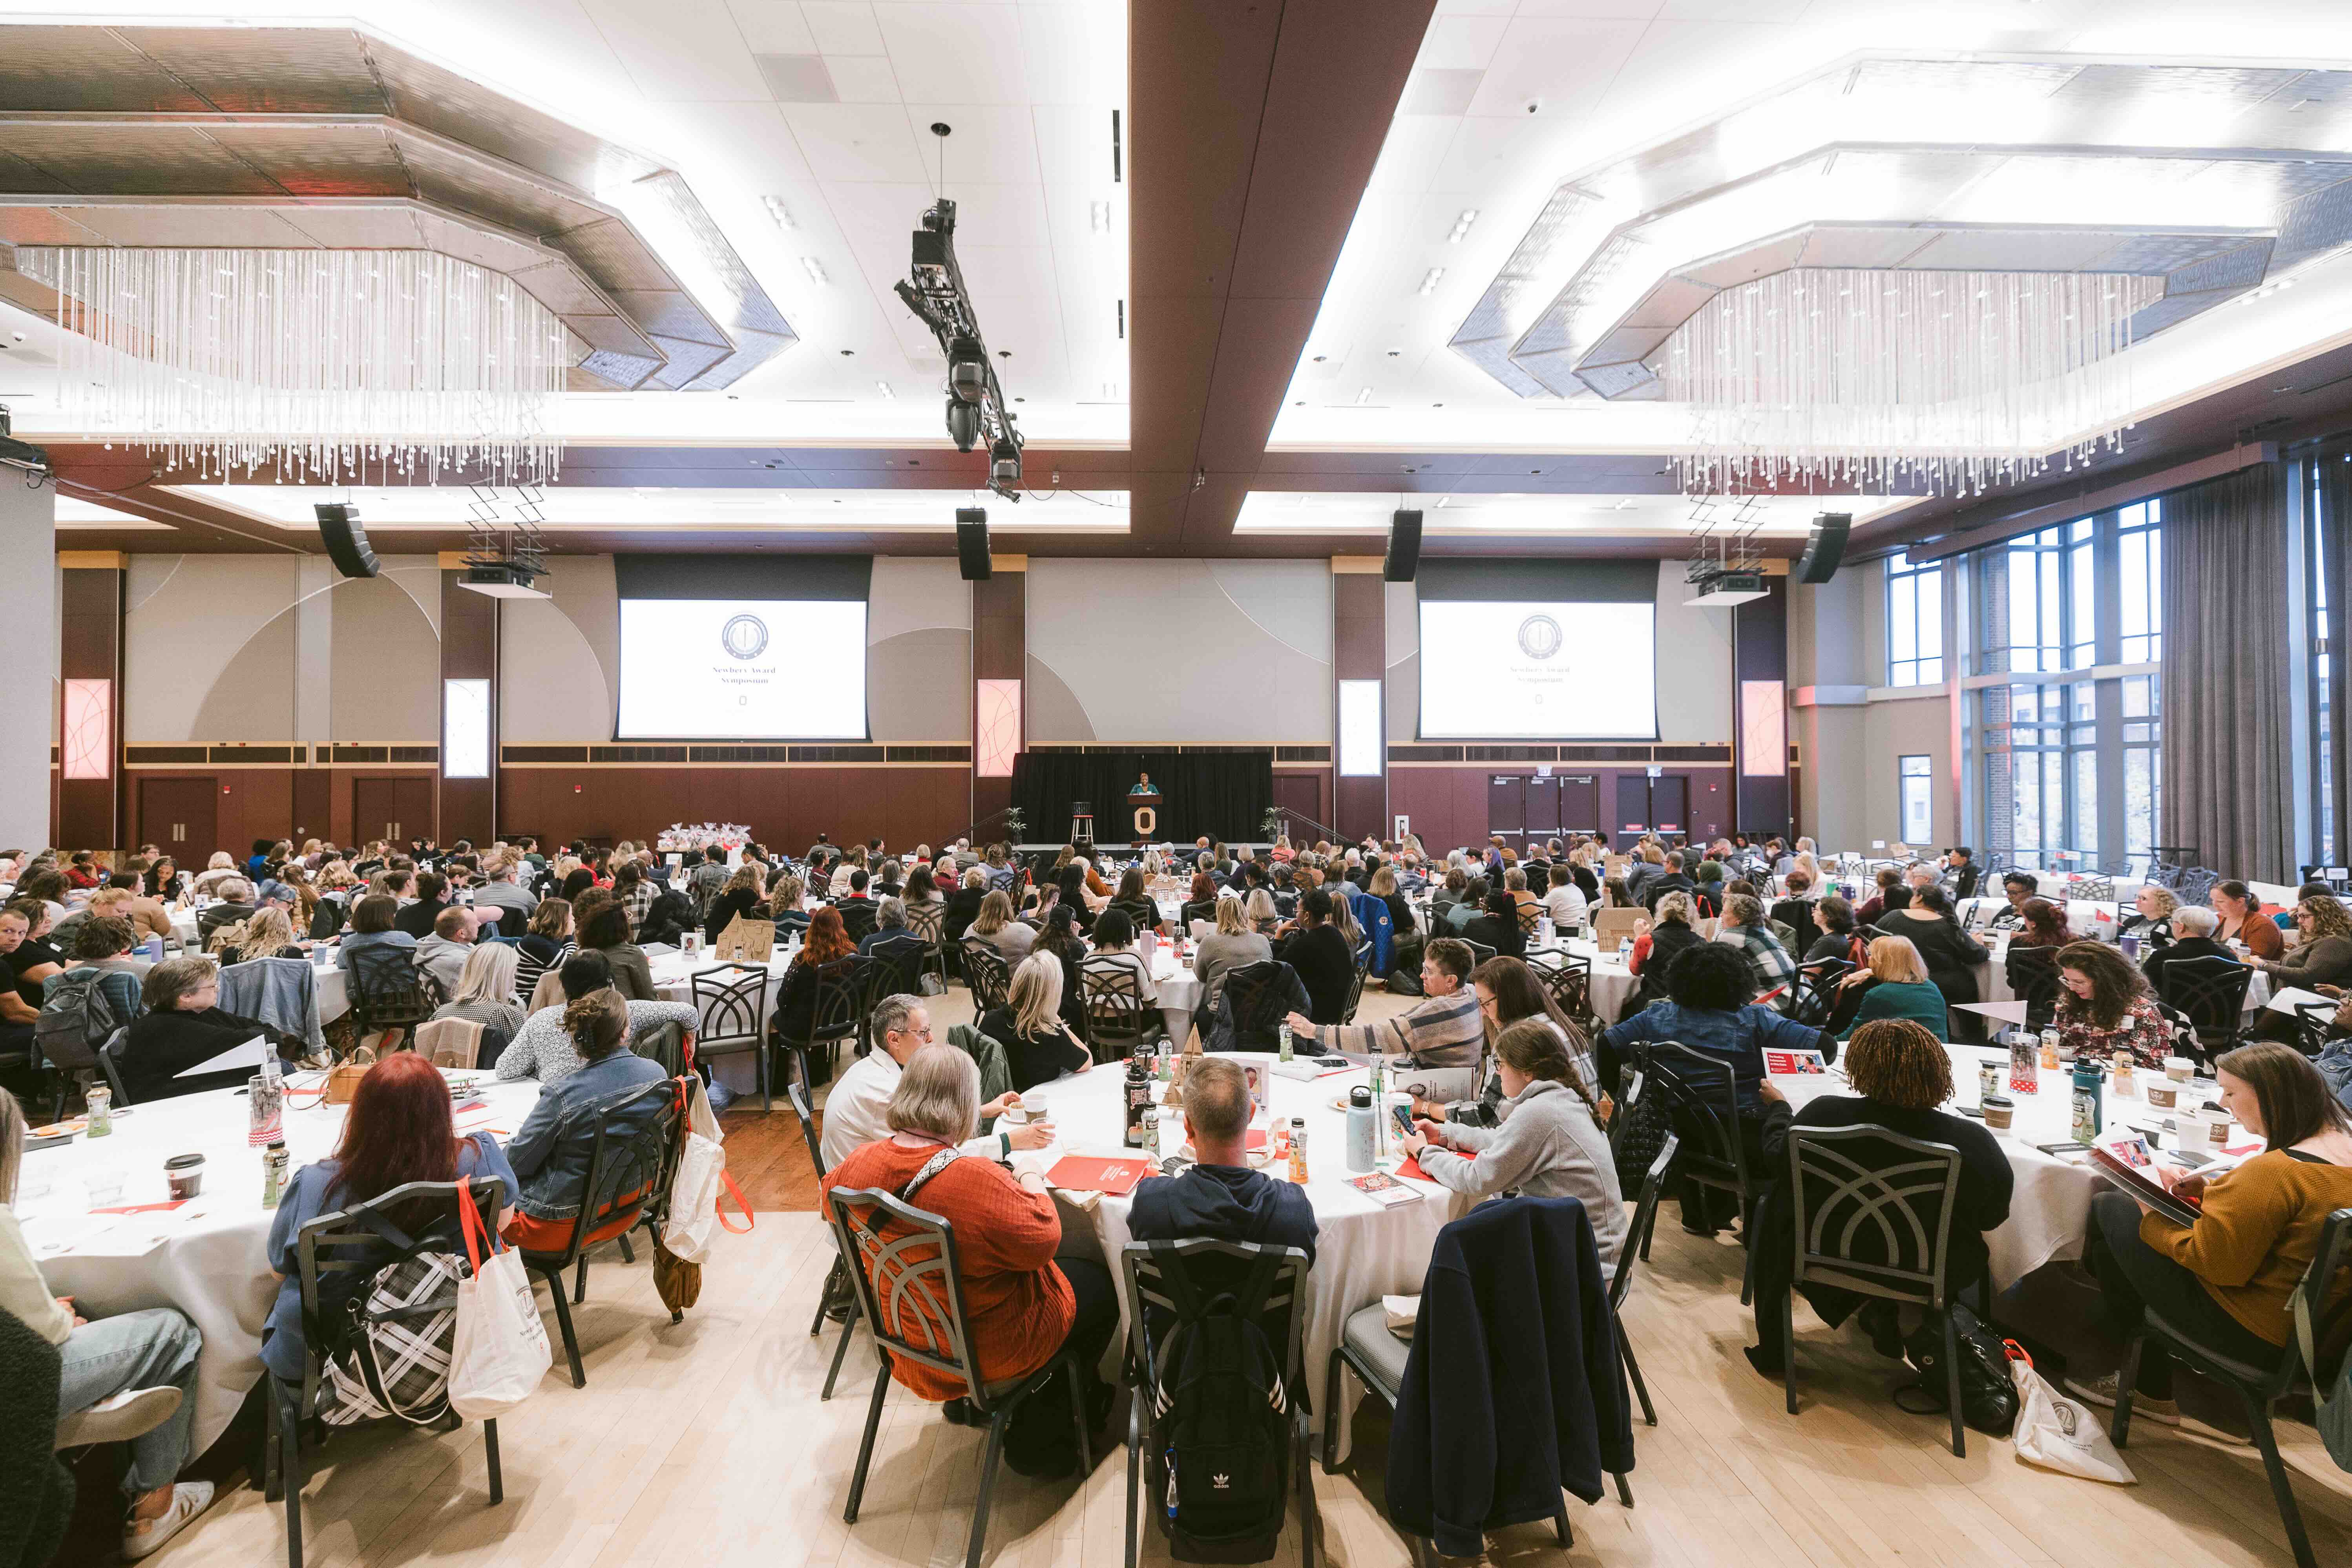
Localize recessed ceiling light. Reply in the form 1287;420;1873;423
761;195;796;230
800;256;828;285
1356;387;1372;405
1089;199;1111;232
876;380;895;399
1418;267;1444;295
1448;209;1478;243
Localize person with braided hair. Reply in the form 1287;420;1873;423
1401;1016;1627;1274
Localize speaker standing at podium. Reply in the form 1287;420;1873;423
1128;772;1162;841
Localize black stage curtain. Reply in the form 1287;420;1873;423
1010;751;1271;844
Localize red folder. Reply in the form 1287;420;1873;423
1046;1155;1154;1196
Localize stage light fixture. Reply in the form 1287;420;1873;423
895;190;1025;499
944;396;981;452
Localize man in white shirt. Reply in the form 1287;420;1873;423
471;852;539;927
818;993;1056;1169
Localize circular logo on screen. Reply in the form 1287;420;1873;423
1516;614;1564;661
719;613;769;661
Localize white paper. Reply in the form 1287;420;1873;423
1956;1000;2032;1024
2265;985;2332;1016
174;1035;269;1078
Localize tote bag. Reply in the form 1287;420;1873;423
2005;1344;2135;1484
663;1074;752;1266
447;1190;553;1419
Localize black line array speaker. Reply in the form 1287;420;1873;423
1384;508;1423;582
955;507;991;581
1796;512;1852;584
315;504;380;579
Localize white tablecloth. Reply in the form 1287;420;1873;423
1778;1046;2243;1290
19;1072;545;1453
1525;936;1638;1025
1024;1051;1468;1445
648;947;796;1095
1970;930;2272;1014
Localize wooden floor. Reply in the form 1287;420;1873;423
145;982;2352;1568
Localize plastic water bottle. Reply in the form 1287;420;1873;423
1278;1022;1293;1062
1345;1086;1377;1172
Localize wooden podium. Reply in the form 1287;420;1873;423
1129;789;1162;840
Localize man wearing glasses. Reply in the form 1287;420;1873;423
819;992;1055;1169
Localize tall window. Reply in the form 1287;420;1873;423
1898;755;1932;844
1887;562;1943;686
2306;454;2338;867
1965;499;2163;872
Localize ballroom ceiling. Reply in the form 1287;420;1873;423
10;0;2352;562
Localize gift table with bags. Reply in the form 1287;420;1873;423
15;1066;545;1453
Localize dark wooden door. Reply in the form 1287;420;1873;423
1559;775;1599;835
139;777;216;856
1271;773;1323;838
1652;775;1689;837
1523;776;1561;838
352;777;435;845
1614;775;1652;845
1486;774;1524;843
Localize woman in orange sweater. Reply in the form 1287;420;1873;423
2068;1042;2352;1433
821;1044;1117;1478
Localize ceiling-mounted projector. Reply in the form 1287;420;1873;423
460;559;550;599
1683;571;1768;607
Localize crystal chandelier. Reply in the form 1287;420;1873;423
1659;268;2167;498
20;247;567;484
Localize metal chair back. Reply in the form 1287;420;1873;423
1463;938;1497;967
512;1078;682;1270
1610;1133;1679;1315
1219;959;1297;1050
2003;944;2063;1031
959;938;1013;1013
35;1017;130;1109
2154;954;2252;1057
1785;1124;1964;1308
1525;950;1592;1024
904;900;945;945
1080;954;1156;1048
349;942;436;1030
790;955;870;1048
788;1079;826;1178
1636;1039;1752;1206
1341;950;1368;1023
633;1019;689;1077
825;1184;992;1405
862;934;929;1002
2294;1000;2342;1057
1783;959;1853;1027
690;962;770;1055
2172;866;2222;907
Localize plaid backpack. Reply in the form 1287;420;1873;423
319;1247;466;1427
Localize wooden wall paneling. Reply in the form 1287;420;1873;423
291;767;331;844
57;563;124;849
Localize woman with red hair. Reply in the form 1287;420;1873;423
259;1051;517;1385
774;905;856;1045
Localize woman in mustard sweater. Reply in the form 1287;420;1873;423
2068;1042;2352;1436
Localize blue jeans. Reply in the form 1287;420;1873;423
58;1309;203;1496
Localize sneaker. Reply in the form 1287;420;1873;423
122;1481;215;1560
2062;1371;2179;1425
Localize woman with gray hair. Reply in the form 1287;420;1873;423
117;954;303;1101
2142;901;2243;993
0;1086;215;1555
819;1044;1119;1476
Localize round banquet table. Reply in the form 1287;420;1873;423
1775;1045;2248;1291
17;1071;544;1454
649;946;796;1095
1967;927;2273;1015
1016;1050;1469;1449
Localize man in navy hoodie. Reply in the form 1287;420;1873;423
1129;1055;1318;1265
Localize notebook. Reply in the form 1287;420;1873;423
1046;1154;1154;1196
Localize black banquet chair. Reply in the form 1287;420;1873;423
2152;954;2252;1064
791;1078;866;1401
777;955;869;1090
1121;1239;1315;1568
1218;959;1300;1051
958;938;1013;1016
1780;1123;1972;1457
689;962;771;1108
1635;1040;1766;1300
2003;945;2063;1033
1079;955;1160;1058
2108;1207;2351;1568
1611;1133;1680;1433
828;1183;1093;1568
267;1176;509;1568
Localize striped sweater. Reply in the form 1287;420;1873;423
1313;987;1484;1069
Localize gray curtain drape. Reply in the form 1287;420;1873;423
2160;462;2295;881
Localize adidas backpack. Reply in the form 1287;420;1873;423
1144;1249;1292;1564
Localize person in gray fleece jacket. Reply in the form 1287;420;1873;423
1402;1015;1626;1275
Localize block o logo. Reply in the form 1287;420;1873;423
720;613;770;661
1517;613;1563;661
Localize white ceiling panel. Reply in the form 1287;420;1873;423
803;0;887;52
727;0;819;53
902;104;1044;184
1369;117;1465;195
1463;18;1646;117
779;101;934;180
584;0;773;101
877;4;1034;104
825;54;905;100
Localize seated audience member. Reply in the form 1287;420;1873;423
209;905;304;967
1107;866;1165;937
1627;890;1707;1011
944;866;990;946
413;905;478;1004
44;914;149;1024
1403;1018;1625;1267
494;951;694;1086
1430;865;1471;921
261;1048;515;1376
1030;905;1095;1038
2119;884;2179;951
499;989;671;1255
1273;888;1356;1025
142;855;184;902
1083;906;1160;1009
2052;940;2175;1068
513;898;574;1003
2141;904;2239;992
61;849;102;891
2251;891;2352;992
969;889;1036;960
1717;893;1797;996
2067;1042;2352;1421
774;906;858;1044
472;852;539;929
834;867;880;939
1287;937;1485;1101
1771;870;1821;955
701;863;769;946
1128;1054;1319;1268
820;1044;1118;1475
2210;879;2285;960
766;873;812;936
195;878;257;945
1413;955;1604;1129
687;844;732;916
1832;935;1950;1040
903;864;946;927
1689;859;1726;920
1985;871;2039;931
858;896;929;972
1641;850;1696;914
431;940;527;1051
0;1086;214;1557
189;852;239;898
393;871;453;939
1542;861;1591;930
578;900;656;1001
1744;1020;2014;1376
1599;938;1831;1117
4;897;64;1001
0;902;49;1055
981;956;1094;1093
608;860;655;942
1441;875;1488;935
98;878;172;949
1190;896;1273;1039
1852;866;1908;927
118;956;302;1100
1459;887;1528;958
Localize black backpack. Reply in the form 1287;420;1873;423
1145;1249;1291;1563
38;968;126;1057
